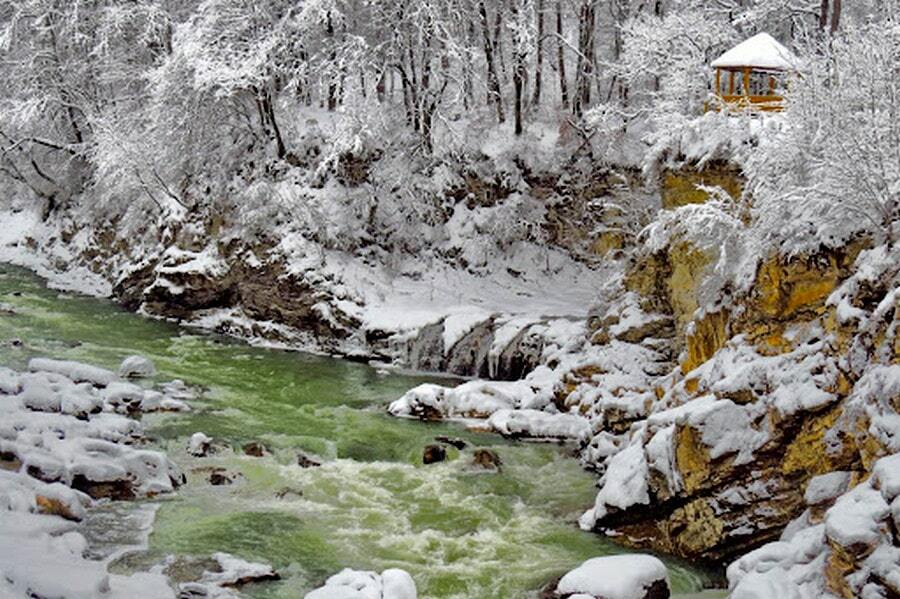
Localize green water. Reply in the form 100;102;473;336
0;264;718;598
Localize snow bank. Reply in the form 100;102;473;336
0;512;176;599
554;554;669;599
0;356;201;598
28;357;118;387
580;443;650;525
389;380;537;420
488;409;591;441
198;552;278;586
304;568;416;599
0;206;113;297
2;364;184;500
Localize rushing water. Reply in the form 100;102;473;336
0;264;721;598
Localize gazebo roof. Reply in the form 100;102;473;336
711;33;797;71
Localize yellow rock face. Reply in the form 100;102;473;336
780;403;847;476
753;256;840;321
682;310;730;374
824;542;856;599
660;162;743;210
674;424;711;494
668;498;726;556
667;242;712;336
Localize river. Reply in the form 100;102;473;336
0;264;722;598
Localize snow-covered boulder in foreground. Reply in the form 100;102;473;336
119;355;156;378
549;554;670;599
0;512;176;599
304;568;416;599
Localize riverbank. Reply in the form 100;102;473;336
0;264;718;598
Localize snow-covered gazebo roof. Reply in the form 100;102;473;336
711;33;798;71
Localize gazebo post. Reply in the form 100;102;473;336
728;71;734;95
715;69;721;96
743;68;751;99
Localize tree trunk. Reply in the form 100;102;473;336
478;0;506;123
830;0;841;33
572;0;596;117
511;0;526;135
326;13;338;111
819;0;830;30
532;0;544;106
555;1;568;110
255;87;286;159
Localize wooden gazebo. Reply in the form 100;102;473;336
710;33;797;112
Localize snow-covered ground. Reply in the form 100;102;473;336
0;355;280;598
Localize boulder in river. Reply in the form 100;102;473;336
118;355;156;378
423;444;447;464
242;441;267;457
188;432;212;457
435;435;467;449
297;451;322;468
547;554;670;599
208;468;237;486
472;448;502;470
71;473;136;500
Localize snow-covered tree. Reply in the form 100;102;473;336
746;15;900;249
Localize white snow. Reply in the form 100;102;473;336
441;309;493;355
118;355;156;378
304;568;416;599
28;357;118;387
0;206;113;297
824;485;890;549
555;554;669;599
580;443;650;526
199;552;277;586
487;408;591;441
711;33;798;71
0;358;203;599
804;471;851;506
188;432;213;457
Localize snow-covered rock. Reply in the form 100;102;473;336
28;357;118;387
0;360;184;499
304;568;416;599
188;432;213;457
552;554;670;599
0;357;206;599
198;552;278;586
727;453;900;599
118;355;156;379
487;408;591;441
